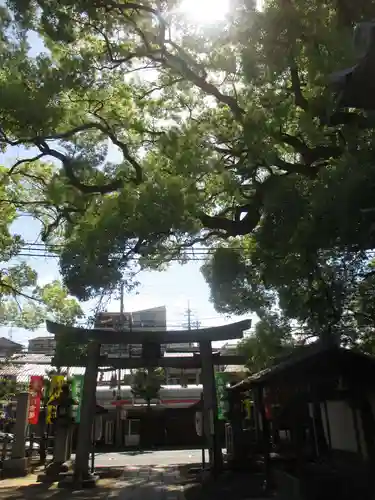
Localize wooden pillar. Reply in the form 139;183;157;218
74;341;100;481
199;340;223;473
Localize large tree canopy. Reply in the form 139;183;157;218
237;312;296;373
1;0;375;344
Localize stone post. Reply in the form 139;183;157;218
3;392;30;476
54;425;71;464
74;341;100;484
199;340;223;474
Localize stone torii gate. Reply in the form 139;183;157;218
46;318;250;485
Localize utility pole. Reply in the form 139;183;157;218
186;300;192;331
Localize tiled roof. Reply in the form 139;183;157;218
0;363;131;384
0;337;23;348
0;364;21;376
231;342;375;390
11;353;52;364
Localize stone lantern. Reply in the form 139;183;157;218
39;384;77;482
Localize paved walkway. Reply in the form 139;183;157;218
0;465;185;500
108;465;185;500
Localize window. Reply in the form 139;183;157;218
104;420;114;444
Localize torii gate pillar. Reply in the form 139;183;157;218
200;340;223;473
74;341;100;484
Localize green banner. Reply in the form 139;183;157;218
71;375;85;423
215;372;229;420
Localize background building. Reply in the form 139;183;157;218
28;336;56;355
95;306;167;358
0;337;23;358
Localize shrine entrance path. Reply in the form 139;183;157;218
0;465;185;500
108;465;185;500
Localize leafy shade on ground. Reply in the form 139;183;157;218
0;475;122;500
1;1;375;350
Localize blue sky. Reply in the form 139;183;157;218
0;3;256;347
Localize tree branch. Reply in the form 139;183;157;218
273;156;320;177
8;154;46;175
138;77;185;99
0;199;53;206
97;0;166;25
45;122;142;184
160;50;245;122
278;132;343;171
0;280;43;303
289;63;309;111
199;211;258;237
2;120;143;190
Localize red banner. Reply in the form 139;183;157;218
28;376;43;425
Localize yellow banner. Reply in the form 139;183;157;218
243;399;252;420
46;375;65;424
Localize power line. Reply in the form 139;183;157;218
14;242;375;257
10;252;375;264
12;252;211;261
5;241;375;264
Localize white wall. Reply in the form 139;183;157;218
322;400;366;457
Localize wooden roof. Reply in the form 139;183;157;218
230;342;375;391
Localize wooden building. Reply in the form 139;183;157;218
228;342;375;500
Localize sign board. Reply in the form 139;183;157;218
71;375;85;423
46;375;65;424
28;376;43;425
195;411;203;436
215;372;229;420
